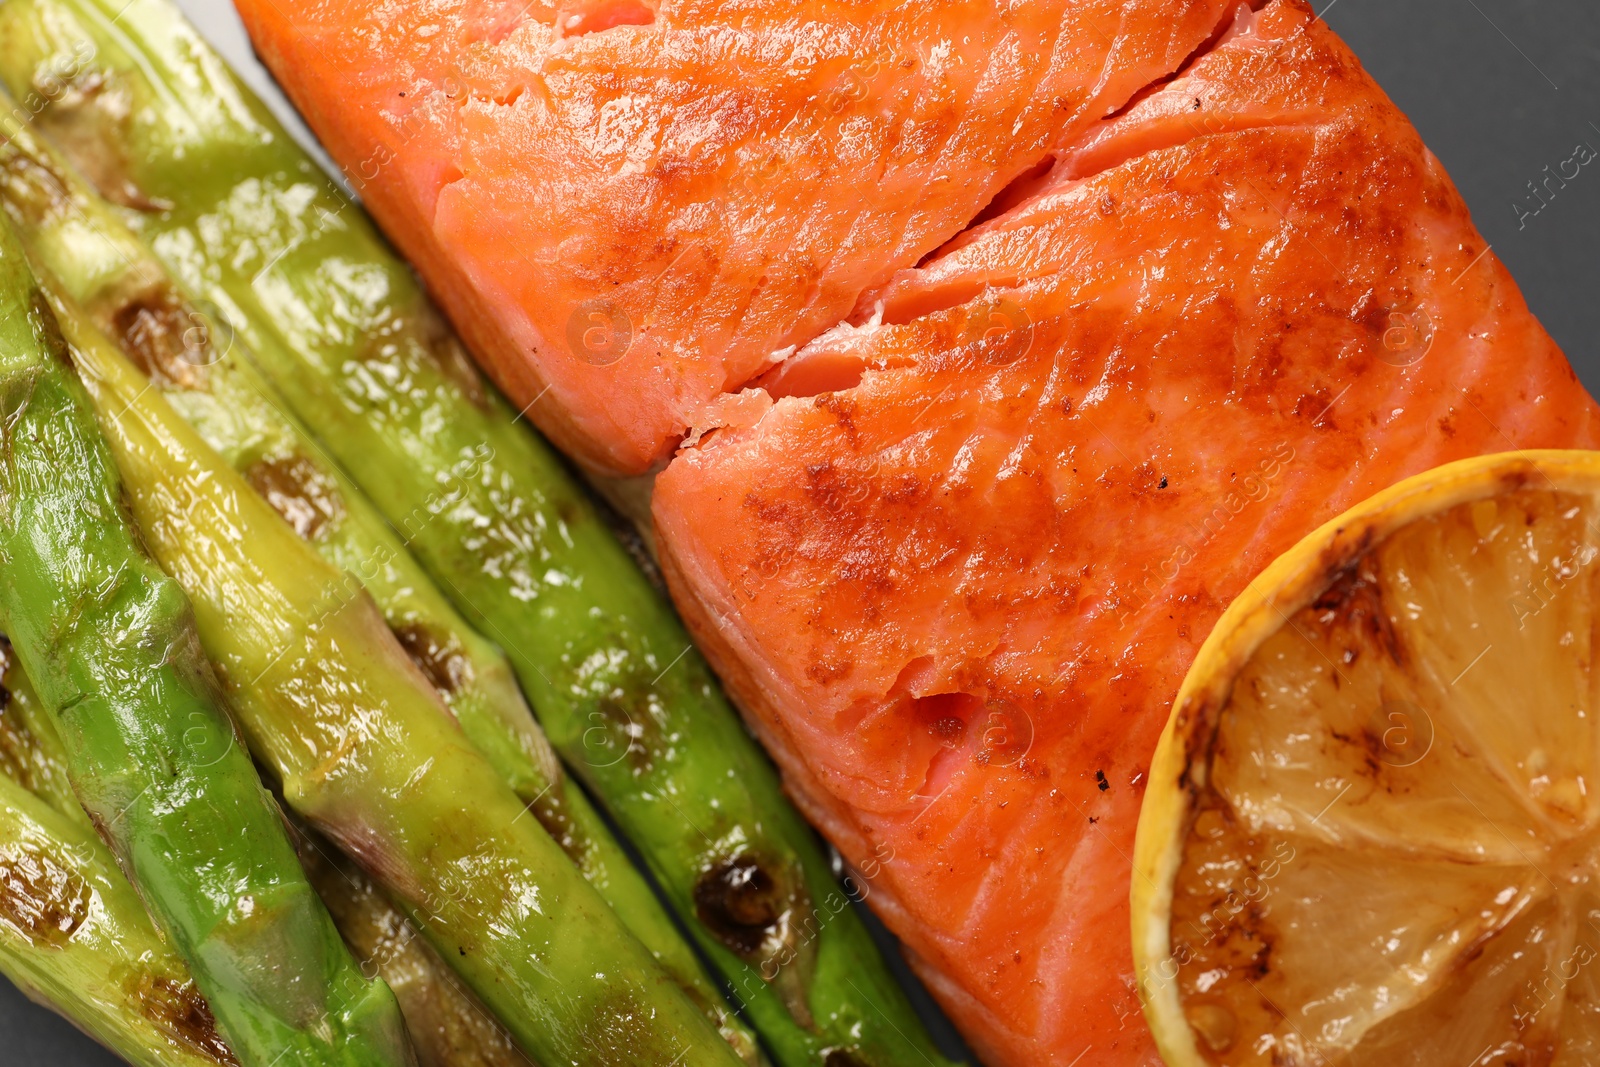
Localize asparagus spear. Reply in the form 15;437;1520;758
0;98;763;1062
292;829;536;1067
0;211;414;1067
0;77;563;827
5;643;543;1067
0;646;238;1067
4;641;553;1067
48;267;743;1067
0;2;953;1063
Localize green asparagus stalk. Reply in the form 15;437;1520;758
0;646;238;1067
4;649;542;1067
0;214;413;1067
292;830;536;1067
48;266;743;1067
0;80;563;826
3;641;552;1067
0;2;953;1063
0;99;764;1063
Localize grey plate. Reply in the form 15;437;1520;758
4;0;1598;1062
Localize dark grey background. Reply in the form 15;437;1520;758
3;0;1597;1062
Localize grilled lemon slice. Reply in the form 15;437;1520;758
1134;450;1600;1067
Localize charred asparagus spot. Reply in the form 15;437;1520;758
0;219;412;1067
47;269;744;1067
0;86;764;1065
0;2;955;1063
696;855;819;1029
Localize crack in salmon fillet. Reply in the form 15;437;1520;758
235;0;1241;476
650;4;1600;1064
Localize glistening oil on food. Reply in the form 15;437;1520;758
0;0;1596;1066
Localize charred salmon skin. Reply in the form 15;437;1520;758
651;4;1600;1064
232;0;1239;476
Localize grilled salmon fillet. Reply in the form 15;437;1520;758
237;0;1600;1062
234;0;1238;476
652;5;1600;1064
